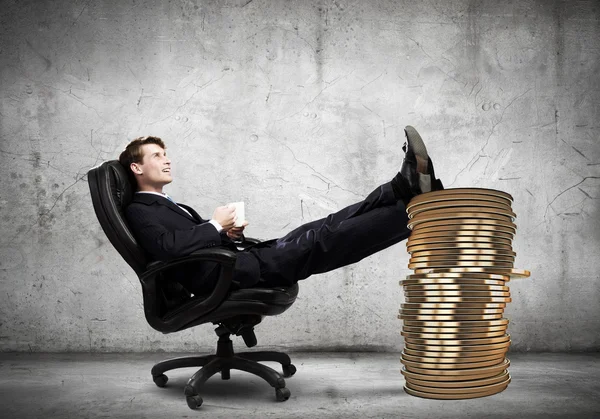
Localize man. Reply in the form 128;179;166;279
119;127;443;294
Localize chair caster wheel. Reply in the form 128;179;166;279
275;387;291;402
153;374;168;387
186;395;203;409
282;364;297;377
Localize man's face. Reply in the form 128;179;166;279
131;143;172;191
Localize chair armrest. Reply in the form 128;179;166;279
139;248;237;332
140;248;237;280
233;236;261;250
241;236;261;245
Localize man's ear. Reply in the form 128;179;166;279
130;162;142;175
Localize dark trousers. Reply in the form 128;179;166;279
246;182;412;287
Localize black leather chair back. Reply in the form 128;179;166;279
88;160;299;335
88;160;148;275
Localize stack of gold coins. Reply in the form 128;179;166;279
399;188;530;399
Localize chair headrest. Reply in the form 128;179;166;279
88;160;147;275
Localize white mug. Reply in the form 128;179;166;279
228;202;245;227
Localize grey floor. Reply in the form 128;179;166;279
1;352;599;419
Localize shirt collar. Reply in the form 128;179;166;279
136;191;170;199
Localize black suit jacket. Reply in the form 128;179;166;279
125;193;261;294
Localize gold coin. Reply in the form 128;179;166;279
401;367;510;384
412;223;516;235
403;347;509;362
408;261;514;270
407;241;514;253
401;330;508;339
409;230;515;243
410;249;516;259
402;284;509;292
416;267;531;277
403;384;508;399
408;261;515;269
409;254;515;263
411;230;516;241
400;310;505;318
399;314;504;321
402;319;509;328
402;325;508;333
402;303;507;310
407;236;514;246
403;287;511;294
408;251;515;259
407;199;514;217
408;188;513;204
398;309;504;321
404;297;512;303
407;243;514;254
400;306;506;312
408;233;514;243
409;218;517;231
408;197;513;211
407;261;514;269
407;246;515;254
400;278;508;286
403;334;511;346
407;244;514;255
403;358;510;376
408;206;517;221
403;340;511;353
404;290;510;297
409;212;515;230
403;376;511;398
399;309;505;316
406;236;513;248
400;306;505;312
406;195;513;213
403;369;510;388
402;322;508;330
407;271;513;279
401;356;506;370
402;302;507;309
401;352;507;363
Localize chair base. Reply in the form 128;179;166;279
150;333;296;409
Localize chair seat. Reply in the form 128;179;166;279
167;284;299;332
228;284;299;305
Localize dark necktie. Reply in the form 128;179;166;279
165;195;193;219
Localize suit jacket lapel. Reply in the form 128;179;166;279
132;193;198;222
179;203;204;222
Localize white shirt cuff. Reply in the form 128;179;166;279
208;219;223;233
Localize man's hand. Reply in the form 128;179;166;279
212;206;236;230
227;221;249;240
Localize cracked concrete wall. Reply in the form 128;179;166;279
1;0;599;352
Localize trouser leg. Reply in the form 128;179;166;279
249;182;411;286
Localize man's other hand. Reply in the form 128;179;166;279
213;206;236;230
227;221;249;240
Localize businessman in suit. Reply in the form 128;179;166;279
119;127;443;295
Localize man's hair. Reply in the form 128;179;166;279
118;136;166;188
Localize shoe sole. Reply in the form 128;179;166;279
405;126;429;161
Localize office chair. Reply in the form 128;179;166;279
87;160;299;409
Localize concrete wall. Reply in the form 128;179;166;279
1;0;599;352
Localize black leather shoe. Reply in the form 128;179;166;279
400;126;443;195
